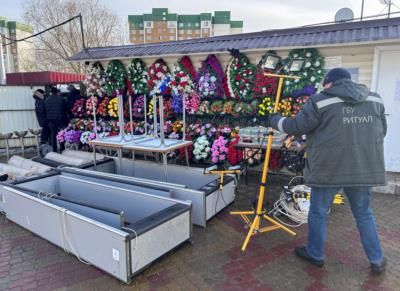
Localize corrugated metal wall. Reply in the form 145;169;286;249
0;86;43;148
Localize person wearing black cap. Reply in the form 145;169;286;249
32;89;49;144
268;68;387;274
45;86;67;152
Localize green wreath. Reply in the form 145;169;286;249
103;60;127;96
282;48;325;96
225;49;255;101
128;58;148;95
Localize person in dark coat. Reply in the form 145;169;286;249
32;89;49;144
66;84;80;120
268;68;387;274
45;87;67;152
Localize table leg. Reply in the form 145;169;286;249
131;150;135;176
162;153;168;181
118;148;123;172
93;146;97;169
185;147;189;166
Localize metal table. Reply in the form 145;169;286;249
123;139;193;181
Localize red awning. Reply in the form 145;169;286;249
6;71;85;86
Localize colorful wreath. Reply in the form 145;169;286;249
84;62;106;97
197;54;225;99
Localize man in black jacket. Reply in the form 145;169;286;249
45;87;67;152
32;89;49;144
268;68;386;274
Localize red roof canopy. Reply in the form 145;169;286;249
6;71;85;86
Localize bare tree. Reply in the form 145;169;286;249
23;0;127;73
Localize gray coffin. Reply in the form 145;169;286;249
78;158;236;227
30;156;237;227
1;172;191;283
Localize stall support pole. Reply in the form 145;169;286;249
230;73;299;251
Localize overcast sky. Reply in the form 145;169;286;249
1;0;398;32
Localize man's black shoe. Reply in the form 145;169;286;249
294;246;324;268
371;258;386;275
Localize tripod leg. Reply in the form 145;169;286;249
242;215;259;251
263;215;296;236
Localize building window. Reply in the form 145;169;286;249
203;28;209;33
168;21;177;28
195;30;200;34
187;23;192;28
139;30;144;34
187;30;193;35
146;35;152;41
178;30;184;35
158;36;163;40
162;17;166;21
146;28;152;33
178;23;184;28
169;28;175;33
195;23;200;27
145;21;153;28
202;21;210;28
169;35;175;41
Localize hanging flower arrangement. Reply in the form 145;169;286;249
108;97;118;118
282;48;325;96
278;97;293;117
103;60;127;96
210;100;224;115
193;136;211;161
171;91;184;114
233;101;245;117
84;62;106;97
211;136;228;164
249;100;260;116
223;100;235;116
196;100;210;116
85;96;98;116
97;97;110;117
171;56;196;95
147;59;170;95
127;58;148;95
292;95;310;115
258;96;275;116
253;66;278;99
185;91;201;115
71;98;86;118
197;54;224;99
150;74;172;96
224;49;255;101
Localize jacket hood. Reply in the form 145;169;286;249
322;79;369;104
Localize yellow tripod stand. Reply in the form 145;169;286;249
231;73;299;251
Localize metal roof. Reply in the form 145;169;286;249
68;17;400;62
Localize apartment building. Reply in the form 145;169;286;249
128;8;243;44
0;17;35;84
